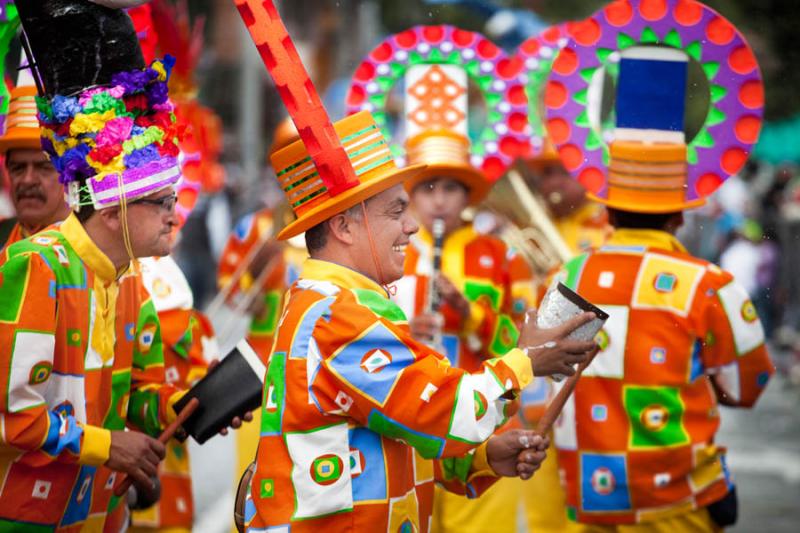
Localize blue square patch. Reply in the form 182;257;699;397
654;273;678;293
650;347;666;364
591;404;608;422
580;453;631;512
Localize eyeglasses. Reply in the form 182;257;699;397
131;192;178;212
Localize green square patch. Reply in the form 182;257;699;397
260;478;275;498
624;386;689;449
66;328;82;347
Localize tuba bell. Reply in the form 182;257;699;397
480;167;574;279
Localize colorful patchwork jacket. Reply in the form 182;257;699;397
132;256;215;530
0;215;181;532
245;259;534;532
550;229;774;524
218;209;301;358
0;219;26;252
393;224;532;373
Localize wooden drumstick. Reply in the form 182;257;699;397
113;397;200;497
534;348;599;436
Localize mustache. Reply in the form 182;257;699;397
14;186;46;202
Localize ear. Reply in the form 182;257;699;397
98;206;122;232
327;212;356;246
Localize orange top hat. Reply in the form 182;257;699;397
0;86;42;153
404;129;489;204
545;0;764;214
271;111;425;240
402;64;488;204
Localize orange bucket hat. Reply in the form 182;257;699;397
0;86;42;154
271;111;425;240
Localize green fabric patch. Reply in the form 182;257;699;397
261;352;287;435
624;386;689;449
368;410;444;459
489;314;519;357
440;452;475;483
353;289;407;322
0;254;31;323
464;281;501;311
250;291;283;336
562;253;589;291
260;478;275;498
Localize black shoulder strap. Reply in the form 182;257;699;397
0;218;19;249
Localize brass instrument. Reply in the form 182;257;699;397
483;169;573;278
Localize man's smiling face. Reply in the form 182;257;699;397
350;184;419;285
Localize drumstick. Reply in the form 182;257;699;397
113;397;200;497
535;348;599;436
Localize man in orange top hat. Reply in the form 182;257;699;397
242;107;599;531
542;2;774;531
0;85;71;249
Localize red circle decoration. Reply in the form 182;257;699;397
544;80;568;109
739;79;764;109
579;167;605;193
395;29;418;49
520;39;540;56
567;18;602;47
423;25;445;42
559;144;584;172
346;85;365;106
477;38;501;60
509;112;528;132
354;61;375;82
542;26;563;44
695;173;724;196
728;45;758;74
553;48;579;76
639;0;668;21
706;16;735;45
547;118;572;145
605;1;635;27
371;42;392;62
674;0;703;26
497;57;523;79
721;147;748;174
734;115;762;143
482;156;506;181
500;136;521;157
452;28;475;47
507;85;527;106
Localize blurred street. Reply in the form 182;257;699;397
719;353;800;532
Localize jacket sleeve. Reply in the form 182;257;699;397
696;269;774;407
0;253;111;467
433;441;499;498
126;285;182;436
308;297;533;460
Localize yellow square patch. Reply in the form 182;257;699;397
632;254;704;317
688;444;724;493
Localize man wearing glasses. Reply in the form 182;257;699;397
0;86;71;250
0;3;247;530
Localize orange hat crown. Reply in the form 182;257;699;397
270;111;424;240
0;86;42;153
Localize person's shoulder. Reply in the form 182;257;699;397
4;228;73;270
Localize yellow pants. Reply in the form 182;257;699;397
129;528;190;533
563;508;721;533
522;448;569;532
431;476;523;533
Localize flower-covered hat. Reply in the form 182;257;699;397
545;0;764;213
16;1;182;211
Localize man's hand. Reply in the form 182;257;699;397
105;431;165;489
435;275;471;320
207;359;255;436
486;429;549;480
409;313;443;342
518;310;597;377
